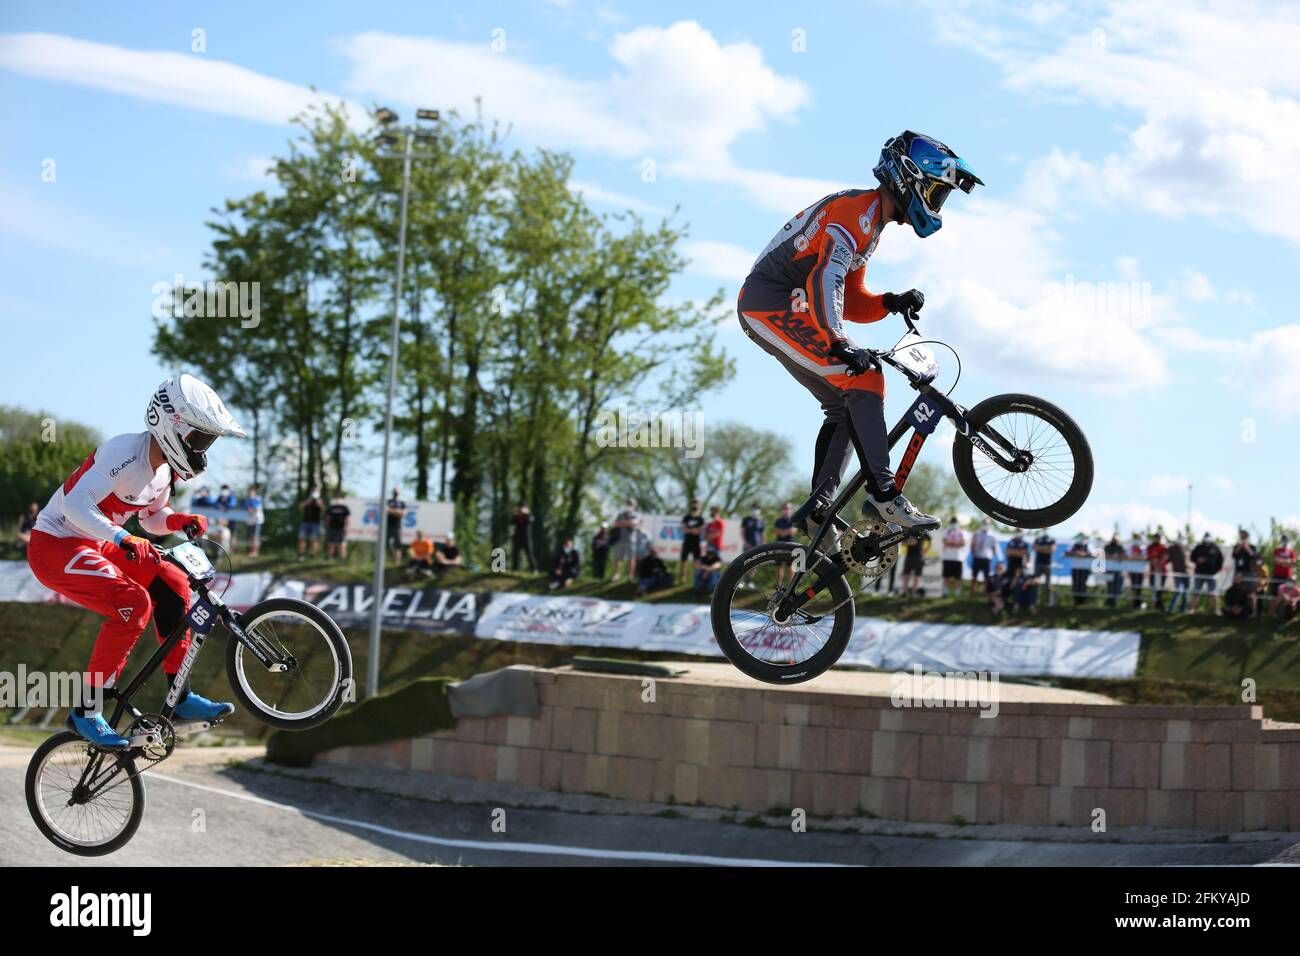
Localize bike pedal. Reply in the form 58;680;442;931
173;719;214;736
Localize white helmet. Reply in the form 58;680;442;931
145;373;246;480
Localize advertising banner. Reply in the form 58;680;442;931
345;497;454;545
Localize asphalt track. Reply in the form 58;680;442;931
3;745;1299;867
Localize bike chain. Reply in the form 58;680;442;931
125;713;177;771
838;518;900;579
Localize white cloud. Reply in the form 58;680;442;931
681;240;755;283
568;180;668;217
338;22;819;212
0;32;361;127
869;196;1170;392
1069;499;1236;542
1152;321;1300;408
939;1;1300;244
0;176;170;265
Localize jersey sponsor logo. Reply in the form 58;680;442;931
109;456;137;478
766;310;829;358
117;607;134;623
63;549;118;579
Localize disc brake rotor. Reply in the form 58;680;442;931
838;519;899;579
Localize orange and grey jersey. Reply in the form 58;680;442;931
741;188;891;343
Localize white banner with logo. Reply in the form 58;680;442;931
639;513;744;562
345;497;454;545
0;561;1140;678
875;618;1139;677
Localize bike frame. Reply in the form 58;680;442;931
74;545;290;796
779;312;1033;613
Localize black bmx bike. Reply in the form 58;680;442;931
711;308;1093;684
25;539;352;855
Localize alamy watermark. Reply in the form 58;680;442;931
151;274;261;328
1043;274;1151;324
594;405;704;459
890;664;1000;718
0;667;99;710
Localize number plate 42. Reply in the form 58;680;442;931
904;395;943;435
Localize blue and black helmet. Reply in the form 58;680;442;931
873;131;983;238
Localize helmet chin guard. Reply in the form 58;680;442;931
873;130;982;238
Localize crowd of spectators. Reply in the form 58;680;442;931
559;500;1299;623
191;482;264;556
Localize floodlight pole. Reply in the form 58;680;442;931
366;110;438;699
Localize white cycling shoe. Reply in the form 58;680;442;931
863;492;941;532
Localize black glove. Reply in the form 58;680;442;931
828;339;879;376
882;289;925;315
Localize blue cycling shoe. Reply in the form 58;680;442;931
67;712;130;749
173;691;235;721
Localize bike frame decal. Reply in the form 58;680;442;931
165;630;206;709
893;430;928;491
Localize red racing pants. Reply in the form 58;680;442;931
27;530;192;687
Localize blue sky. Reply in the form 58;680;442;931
2;0;1298;539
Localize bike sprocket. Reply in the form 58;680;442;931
126;713;176;770
838;518;899;579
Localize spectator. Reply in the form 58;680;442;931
679;500;704;585
773;502;796;587
1126;533;1147;608
1223;573;1251;620
1272;579;1300;622
1166;533;1191;613
940;517;965;598
1009;566;1039;615
1271;534;1296;599
433;533;464;576
1189;533;1224;614
1005;532;1029;577
706;506;725;553
1232;530;1262;617
741;504;765;550
511;502;536;572
611;499;641;583
635;546;673;596
694;546;724;596
591;523;610;580
969;521;996;596
386;487;407;565
325;494;351;561
216;484;238;548
407;530;434;577
901;534;927;597
1033;530;1056;605
1104;534;1126;607
16;502;39;554
549;536;581;590
210;519;232;551
192;485;215;507
1147;531;1169;610
1066;534;1093;605
298;487;324;560
986;561;1009;618
244;484;264;557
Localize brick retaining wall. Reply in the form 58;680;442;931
315;668;1300;830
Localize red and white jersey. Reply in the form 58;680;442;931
34;432;175;543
